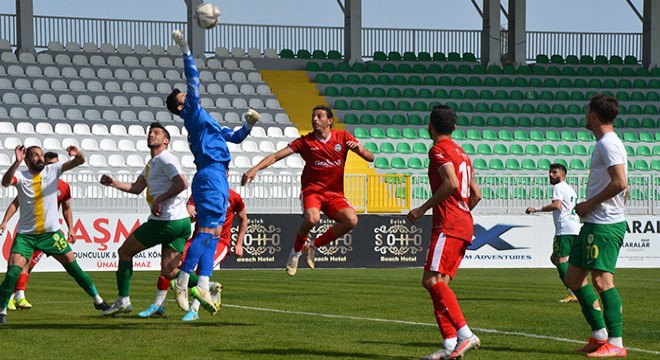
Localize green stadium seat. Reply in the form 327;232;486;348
370;128;386;139
560;131;577;142
413;142;428;154
539;91;554;101
520;104;535;114
477;144;493;155
366;63;382;72
358;74;376;85
444;64;458;74
530;130;546;141
557;144;572;155
502;116;517;127
498;77;514;87
337;63;351;72
396;142;412;154
343;114;359;125
524;144;540;155
567;104;584;115
353;127;369;139
401;128;417;139
365;100;381;111
548;117;563;127
418;88;433;99
453;76;468;86
351;62;366;72
536;54;550;63
350;100;365;110
294;49;309;59
522;159;537;170
506;159;521;170
397;101;412;111
652;160;660;171
379;142;396;154
359;114;375;125
489;159;505;170
391;157;407;169
573;144;588;156
493;144;508;155
280;49;295;58
306;62;321;71
623;132;639;142
624;145;635;156
554;158;568;168
355;87;369;97
546;130;561;141
486;116;501;127
491;103;506;113
334;99;349;110
624;55;638;64
518;116;532;127
569;159;586;170
397;63;412;73
479;90;494;100
387;88;402;98
324;86;339;96
464;89;479;100
564;117;580;128
547;66;561;76
377;74;392;85
374;157;391;169
458;64;472;74
640;131;654;142
466;129;482;140
428;64;442;73
376;114;391;126
452;129;465;140
387;51;402;61
634;159;650;171
407;157;425;170
498;130;514;141
386;128;403;139
513;130;529;141
538;158;552;170
541;144;556;155
474;103;489;113
371;87;386;97
483;129;498;141
364;142;379;154
327;50;342;60
459;102;475;113
640;118;656;128
473;158;488;170
470;115;485;127
510;90;525;100
447;52;461;61
417;51;431;61
315;73;331;84
373;51;387;61
461;143;476;155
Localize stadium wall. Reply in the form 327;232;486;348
1;213;658;271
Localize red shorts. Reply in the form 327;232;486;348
424;231;469;278
301;191;352;220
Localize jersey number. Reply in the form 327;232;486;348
458;162;472;198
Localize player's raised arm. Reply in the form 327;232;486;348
99;174;147;195
241;147;294;186
2;145;25;187
62;145;85;172
346;140;375;162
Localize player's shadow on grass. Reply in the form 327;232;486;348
360;340;434;348
216;348;412;359
484;344;576;357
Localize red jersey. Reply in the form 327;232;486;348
57;180;71;208
428;137;474;242
288;129;356;194
187;189;245;244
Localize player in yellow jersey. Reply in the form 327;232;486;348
0;144;110;325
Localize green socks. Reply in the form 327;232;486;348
556;262;569;287
64;261;99;297
574;284;607;331
0;265;22;308
116;260;133;297
600;287;623;338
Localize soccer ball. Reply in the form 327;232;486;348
194;3;221;29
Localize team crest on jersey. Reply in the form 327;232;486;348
334;144;342;152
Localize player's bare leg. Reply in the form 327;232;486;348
51;251;109;312
306;207;358;269
286;208;319;276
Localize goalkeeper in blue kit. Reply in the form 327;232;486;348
165;30;260;314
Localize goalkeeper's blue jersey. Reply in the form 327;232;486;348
180;52;251;169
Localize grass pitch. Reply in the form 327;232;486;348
1;268;659;359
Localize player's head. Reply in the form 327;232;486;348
587;93;619;130
25;146;45;173
548;163;567;184
165;88;186;115
44;152;59;165
429;105;457;138
148;122;171;149
311;105;334;131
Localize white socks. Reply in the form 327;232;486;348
457;325;474;339
154;290;168;307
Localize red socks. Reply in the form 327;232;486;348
14;273;29;291
293;234;308;252
428;282;467;332
157;275;170;291
312;229;337;248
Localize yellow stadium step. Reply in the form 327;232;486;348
260;70;335;133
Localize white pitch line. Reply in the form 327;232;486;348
224;303;660;356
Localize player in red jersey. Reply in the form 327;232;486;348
242;105;374;276
139;172;248;321
407;105;482;360
0;152;74;310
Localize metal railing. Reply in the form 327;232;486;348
0;172;655;215
0;14;643;60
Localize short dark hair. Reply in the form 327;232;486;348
588;94;619;124
44;152;59;161
429;105;457;135
549;163;567;175
165;88;182;115
149;122;171;140
312;105;334;119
